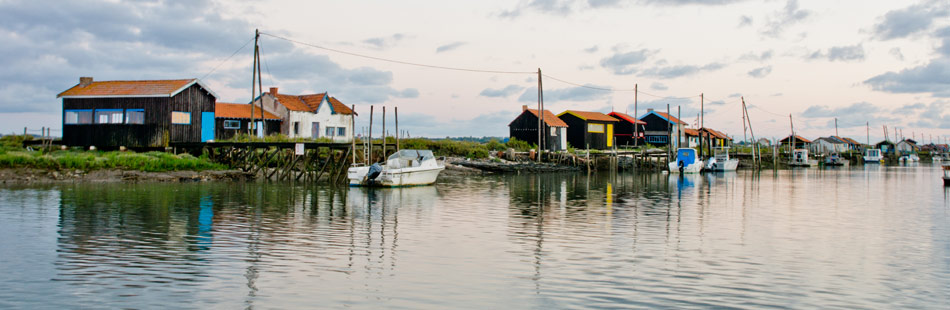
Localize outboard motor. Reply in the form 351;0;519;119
366;163;382;180
678;160;685;173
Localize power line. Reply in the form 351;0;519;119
260;32;535;75
200;36;255;80
258;40;275;87
542;73;702;100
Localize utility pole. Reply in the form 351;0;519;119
634;83;638;147
700;93;704;158
866;122;869;146
352;105;356;164
368;106;373;164
834;118;838;137
395;106;399;152
249;29;259;136
742;97;758;168
256;29;264;136
677;106;681;149
539;68;545;158
382;106;386;160
789;114;795;153
667;103;671;160
537;68;542;162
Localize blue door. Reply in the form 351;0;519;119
201;112;215;142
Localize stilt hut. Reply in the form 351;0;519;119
508;105;568;151
557;110;619;150
214;102;282;140
57;77;217;148
607;111;646;147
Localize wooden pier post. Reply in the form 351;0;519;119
395;106;399;152
382;106;386;160
369;105;373;164
351;104;356;164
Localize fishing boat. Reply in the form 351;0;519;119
704;147;739;172
863;148;883;163
669;148;704;174
823;152;848;167
944;165;950;186
347;149;444;187
789;149;817;167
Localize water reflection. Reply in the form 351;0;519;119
1;166;949;308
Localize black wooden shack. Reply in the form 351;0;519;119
57;77;217;148
508;105;569;151
557;110;618;150
607;112;646;147
215;102;282;140
638;109;687;147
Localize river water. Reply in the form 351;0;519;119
1;164;949;309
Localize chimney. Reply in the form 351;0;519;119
269;87;278;96
79;77;93;87
522;105;528;112
647;108;654;113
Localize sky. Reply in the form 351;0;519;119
1;0;949;143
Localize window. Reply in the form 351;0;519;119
171;111;191;124
647;136;668;144
326;127;335;137
223;120;241;129
337;127;345;136
125;109;144;124
550;128;557;136
64;110;93;124
587;123;604;133
294;122;299;135
95;109;123;124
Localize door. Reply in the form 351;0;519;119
606;124;613;147
201;112;215;142
311;122;320;139
560;127;567;150
255;121;263;138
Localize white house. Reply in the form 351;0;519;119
895;139;919;153
812;136;848;154
253;87;357;142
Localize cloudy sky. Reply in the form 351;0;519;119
2;0;949;143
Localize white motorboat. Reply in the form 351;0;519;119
789;149;817;167
863;148;883;163
669;148;704;174
899;153;920;163
705;147;739;172
823;152;848;167
347;149;444;187
943;164;950;186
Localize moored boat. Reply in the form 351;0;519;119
669;148;704;173
347;149;444;187
944;164;950;186
899;153;920;163
863;148;883;163
789;149;817;167
824;152;848;167
705;147;739;172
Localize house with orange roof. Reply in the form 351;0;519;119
638;109;687;147
606;112;647;147
214;102;282;140
509;105;569;151
557;110;619;150
57;77;217;147
253;87;357;141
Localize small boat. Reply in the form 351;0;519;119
863;148;883;163
899;153;920;163
705;147;739;172
669;148;704;173
823;152;848;167
944;164;950;186
347;149;444;187
788;149;817;167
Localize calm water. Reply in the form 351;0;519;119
1;165;949;309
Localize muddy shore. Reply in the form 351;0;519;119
0;168;255;184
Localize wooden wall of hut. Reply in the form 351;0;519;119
62;84;215;147
559;114;612;150
508;112;562;151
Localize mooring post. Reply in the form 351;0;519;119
369;105;373;164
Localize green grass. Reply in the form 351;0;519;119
0;150;226;172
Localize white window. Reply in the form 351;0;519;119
95;109;123;124
125;109;144;124
587;123;604;133
550;128;557;136
337;127;345;136
326;127;335;137
64;110;93;124
171;111;191;124
223;120;241;129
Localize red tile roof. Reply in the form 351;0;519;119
328;97;357;115
834;136;861;145
57;79;213;98
216;102;280;120
607;112;647;125
271;93;313;112
701;128;731;140
559;110;619;122
781;135;812;143
683;128;700;136
649;111;688;125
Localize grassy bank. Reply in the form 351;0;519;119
1;135;225;172
396;137;535;159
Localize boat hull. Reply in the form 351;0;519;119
705;159;739;172
944;177;950;187
669;162;704;174
348;166;444;187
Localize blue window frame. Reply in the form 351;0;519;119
646;136;668;144
125;109;145;124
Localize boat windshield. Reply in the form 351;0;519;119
713;147;729;160
676;148;696;166
387;149;435;162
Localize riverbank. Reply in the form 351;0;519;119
0;168;254;184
